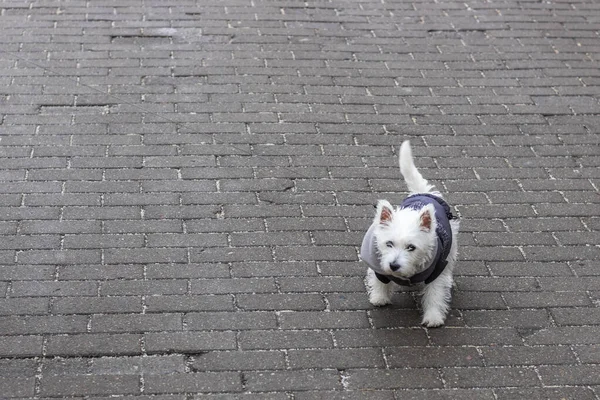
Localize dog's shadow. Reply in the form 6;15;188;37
368;294;464;329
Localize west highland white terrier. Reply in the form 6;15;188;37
361;141;459;327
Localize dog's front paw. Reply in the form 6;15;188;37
421;311;445;328
368;292;392;306
365;270;393;306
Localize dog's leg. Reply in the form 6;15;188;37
420;269;453;327
365;268;393;306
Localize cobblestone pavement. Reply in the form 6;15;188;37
0;0;599;398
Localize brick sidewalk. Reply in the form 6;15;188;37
1;0;599;398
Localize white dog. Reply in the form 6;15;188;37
361;141;459;327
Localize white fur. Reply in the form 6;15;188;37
365;268;394;306
366;141;460;328
399;141;435;194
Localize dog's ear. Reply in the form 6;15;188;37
376;200;394;225
419;204;434;232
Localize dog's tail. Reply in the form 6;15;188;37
399;141;435;194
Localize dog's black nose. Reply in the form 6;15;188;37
390;263;401;272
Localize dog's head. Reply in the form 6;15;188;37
373;199;438;278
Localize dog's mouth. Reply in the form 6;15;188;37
385;266;413;278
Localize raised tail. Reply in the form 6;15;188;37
399;141;435;194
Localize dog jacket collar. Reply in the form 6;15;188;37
360;194;455;286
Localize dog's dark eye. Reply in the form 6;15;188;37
386;241;394;248
406;244;416;251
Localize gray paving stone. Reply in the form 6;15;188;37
481;345;577;366
190;247;274;263
443;367;540;388
144;295;234;313
91;313;182;333
190;278;277;295
573;345;600;363
428;328;523;346
0;298;49;316
104;220;182;234
245;370;342;392
538;365;600;386
0;376;36;398
277;277;365;293
538;276;600;291
550;307;600;326
46;333;142;357
279;311;369;329
104;248;188;264
100;280;188;296
144;372;241;394
488;262;572;277
20;220;102;234
236;293;325;311
186;311;277;331
230;261;318;278
384;346;483;368
451;292;507;310
17;249;102;265
52;296;142;314
190;350;286;371
140;205;219;220
462;310;552;328
63;234;144;249
524;326;600;345
288;348;385;369
191;394;285;400
0;265;55;280
58;264;144;280
0;335;43;357
455;276;538;292
40;374;140;397
295;391;395;400
145;332;237;354
146;233;228;248
334;328;429;348
239;330;334;350
0;358;38;376
494;387;597;400
509;292;591;310
92;355;186;374
0;315;89;335
346;368;442;390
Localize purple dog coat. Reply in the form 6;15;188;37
360;194;455;286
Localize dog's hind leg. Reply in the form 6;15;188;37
365;268;393;306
